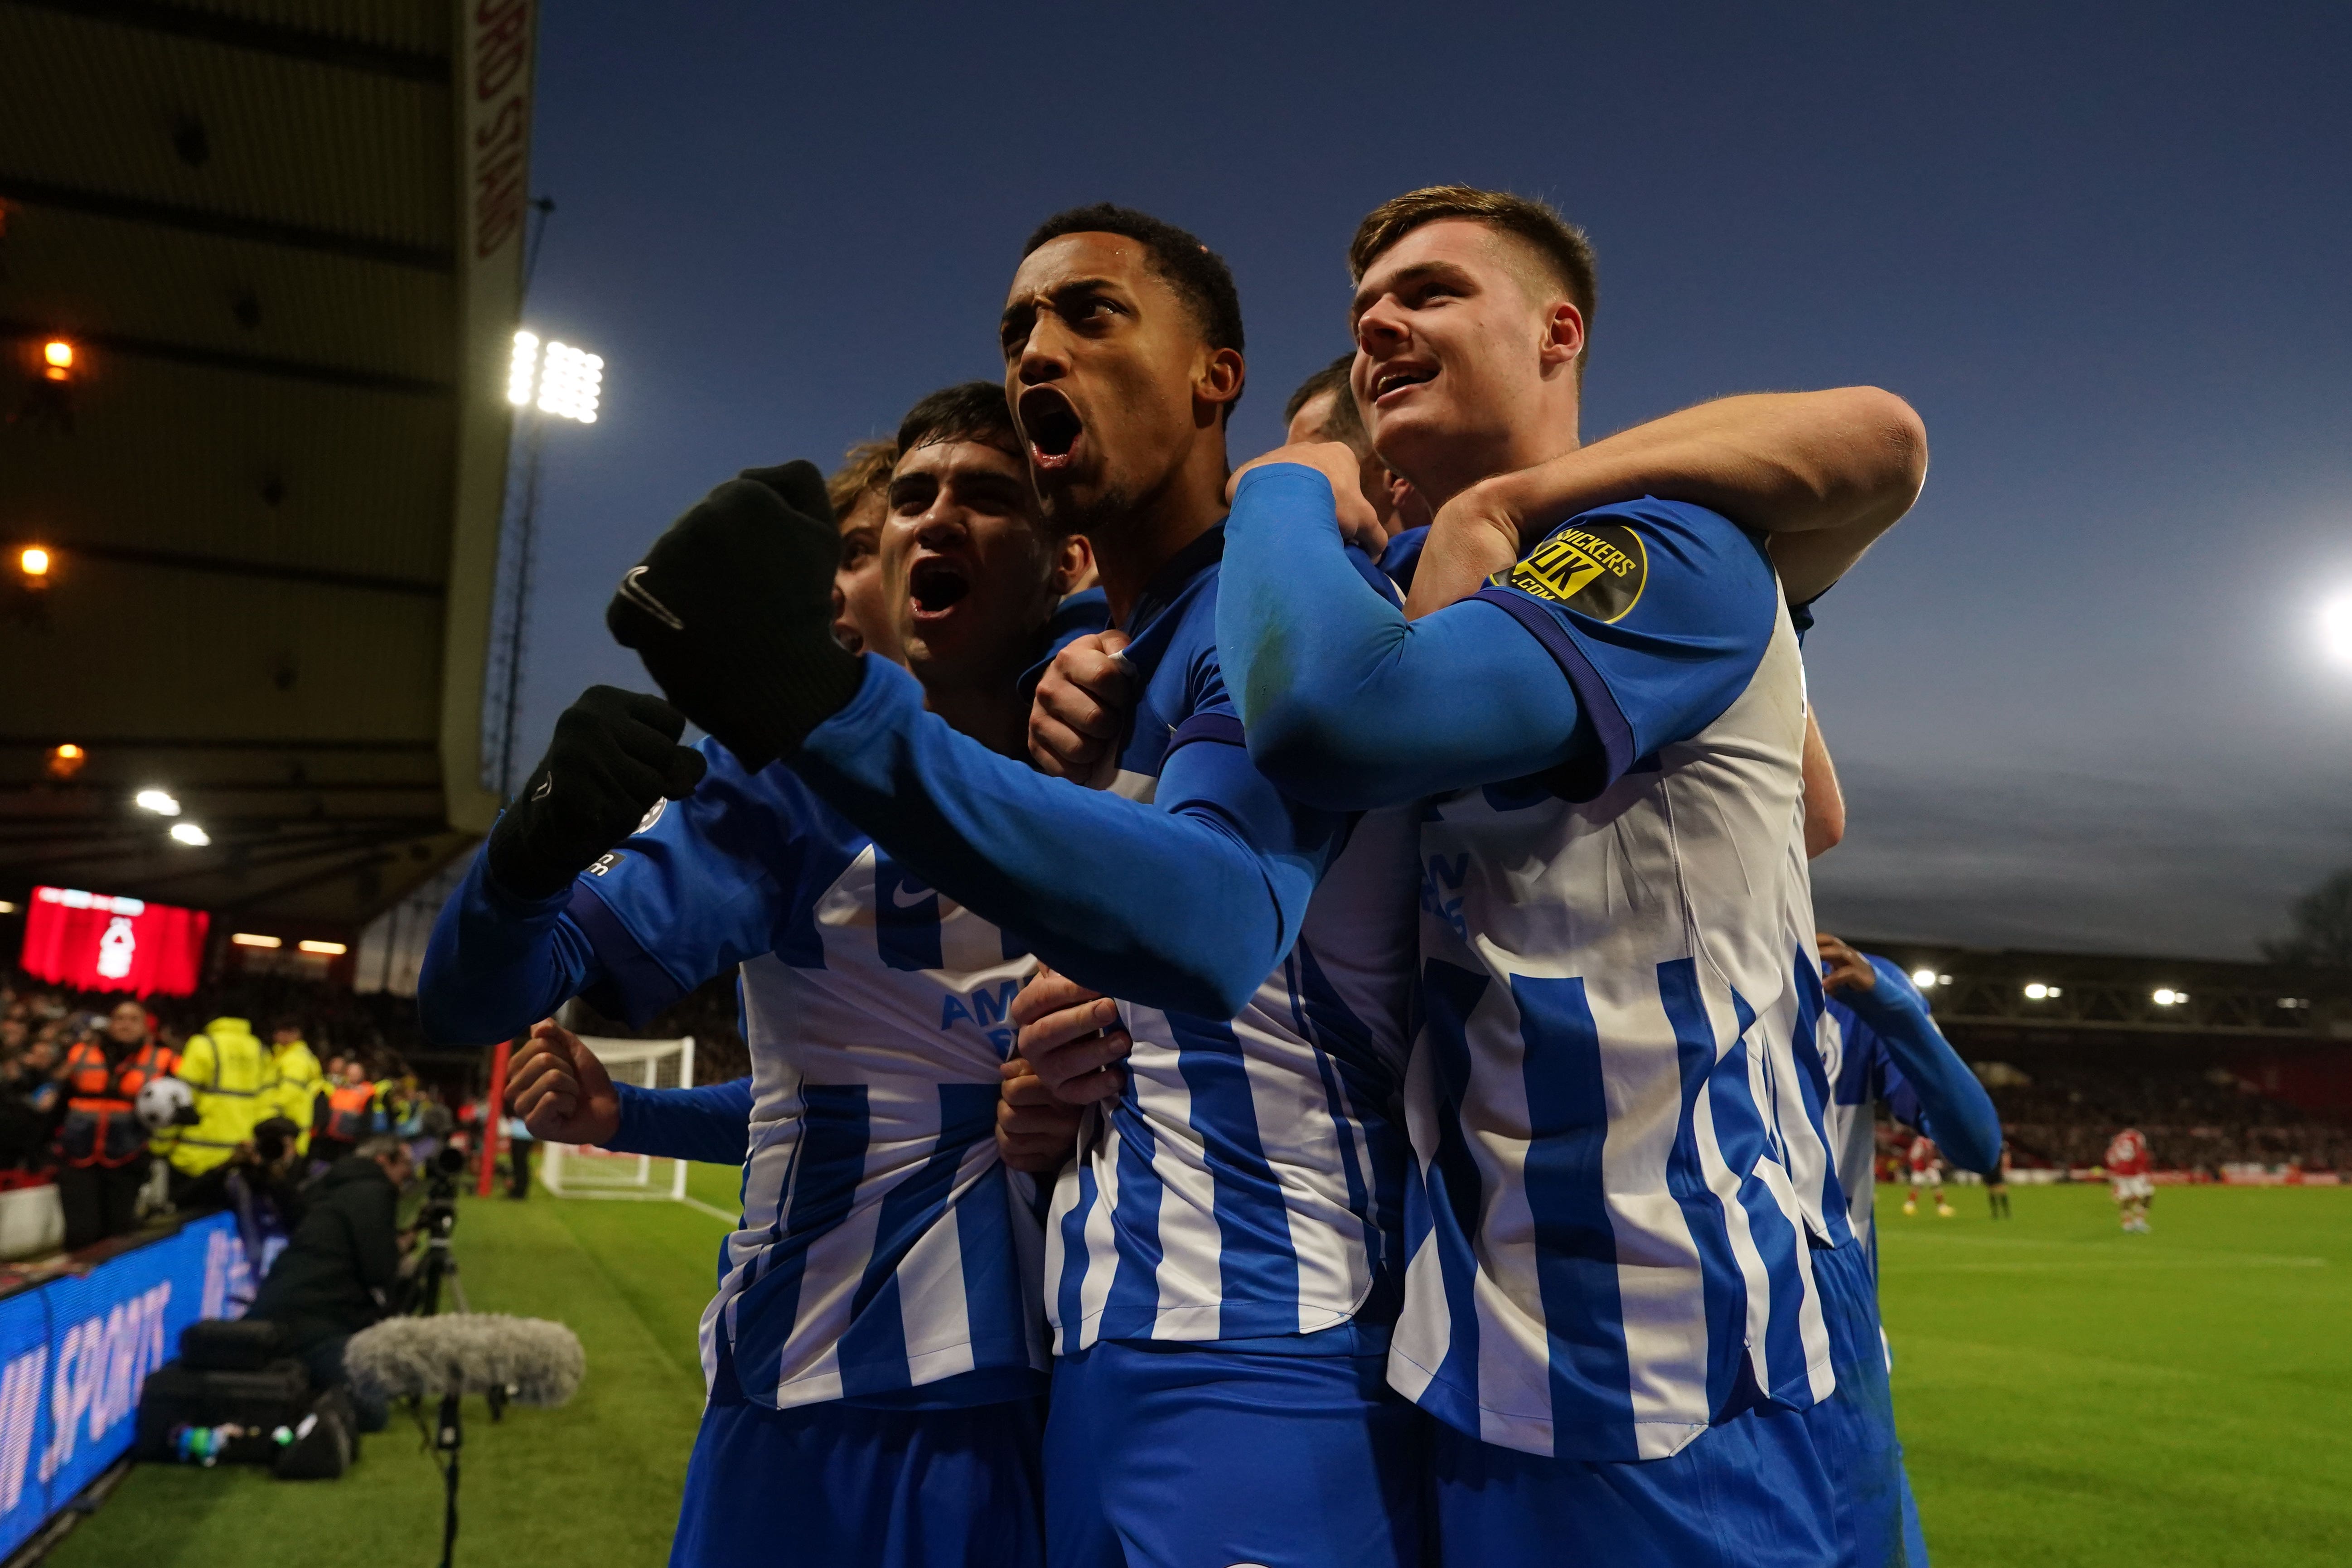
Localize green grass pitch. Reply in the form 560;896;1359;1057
47;1170;2349;1566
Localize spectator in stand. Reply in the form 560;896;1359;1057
0;1028;64;1172
264;1016;326;1157
314;1058;377;1167
164;1013;276;1195
2107;1126;2154;1233
247;1132;413;1432
0;1015;25;1059
55;1001;175;1249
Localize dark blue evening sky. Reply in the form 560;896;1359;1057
509;1;2352;960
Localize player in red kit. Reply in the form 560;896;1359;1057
2107;1127;2154;1232
1903;1132;1955;1218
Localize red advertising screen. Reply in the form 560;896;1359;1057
19;886;209;998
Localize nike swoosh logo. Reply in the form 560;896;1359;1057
617;566;684;630
889;882;935;909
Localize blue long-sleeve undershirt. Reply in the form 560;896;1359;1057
1217;465;1600;811
1845;957;2004;1175
611;1077;752;1166
419;845;601;1046
790;654;1331;1020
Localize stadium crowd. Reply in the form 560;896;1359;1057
1982;1061;2349;1174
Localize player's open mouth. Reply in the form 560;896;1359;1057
908;556;971;621
1018;387;1085;472
1370;363;1437;406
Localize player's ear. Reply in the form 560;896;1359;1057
1194;346;1245;421
1050;533;1095;598
1538;300;1585;373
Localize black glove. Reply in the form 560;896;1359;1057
605;462;864;772
484;686;708;900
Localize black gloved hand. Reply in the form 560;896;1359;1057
485;686;708;900
605;461;864;771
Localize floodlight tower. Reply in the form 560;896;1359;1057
494;330;605;797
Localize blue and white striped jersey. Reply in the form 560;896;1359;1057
1818;1000;1912;1258
1389;500;1850;1462
1819;960;2001;1257
566;741;1051;1411
1048;526;1418;1354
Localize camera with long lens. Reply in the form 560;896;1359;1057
407;1145;472;1317
417;1144;468;1243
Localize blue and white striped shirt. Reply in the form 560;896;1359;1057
1047;528;1418;1354
566;745;1051;1411
1389;503;1849;1460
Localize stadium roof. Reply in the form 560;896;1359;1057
0;0;536;929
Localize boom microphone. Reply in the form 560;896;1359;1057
343;1313;585;1406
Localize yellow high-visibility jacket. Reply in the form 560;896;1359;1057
168;1017;279;1177
266;1039;326;1154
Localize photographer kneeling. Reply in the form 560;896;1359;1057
247;1133;412;1432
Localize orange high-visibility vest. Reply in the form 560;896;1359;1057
58;1039;171;1168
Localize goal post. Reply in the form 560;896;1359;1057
540;1035;695;1202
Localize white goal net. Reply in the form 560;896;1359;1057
540;1035;696;1202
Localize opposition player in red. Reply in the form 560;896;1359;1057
2107;1126;2154;1232
1902;1131;1955;1218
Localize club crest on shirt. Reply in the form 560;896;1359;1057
1495;522;1646;623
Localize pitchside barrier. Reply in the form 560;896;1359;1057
0;1210;249;1557
540;1036;697;1204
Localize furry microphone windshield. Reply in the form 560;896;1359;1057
343;1314;585;1406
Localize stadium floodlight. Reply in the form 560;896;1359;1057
18;546;50;578
506;329;603;423
2153;987;2187;1006
507;329;541;406
535;340;603;423
168;822;209;847
231;932;281;949
298;939;348;956
1910;968;1937;988
2320;590;2352;668
134;788;180;816
2023;982;2061;1000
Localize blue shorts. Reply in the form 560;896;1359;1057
1431;1241;1912;1567
1044;1339;1428;1568
671;1392;1045;1568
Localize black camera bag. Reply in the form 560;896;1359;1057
134;1356;312;1464
180;1318;286;1371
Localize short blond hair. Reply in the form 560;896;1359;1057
827;439;897;521
1349;185;1597;383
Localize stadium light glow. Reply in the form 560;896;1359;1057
0;901;16;915
2323;592;2352;669
2023;982;2061;1000
42;340;72;370
2153;987;2188;1006
1910;968;1937;988
133;788;180;816
506;331;605;423
507;329;540;406
297;939;347;956
168;823;209;847
536;340;603;423
231;932;281;949
18;546;50;578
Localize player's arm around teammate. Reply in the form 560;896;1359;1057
1818;934;2003;1176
